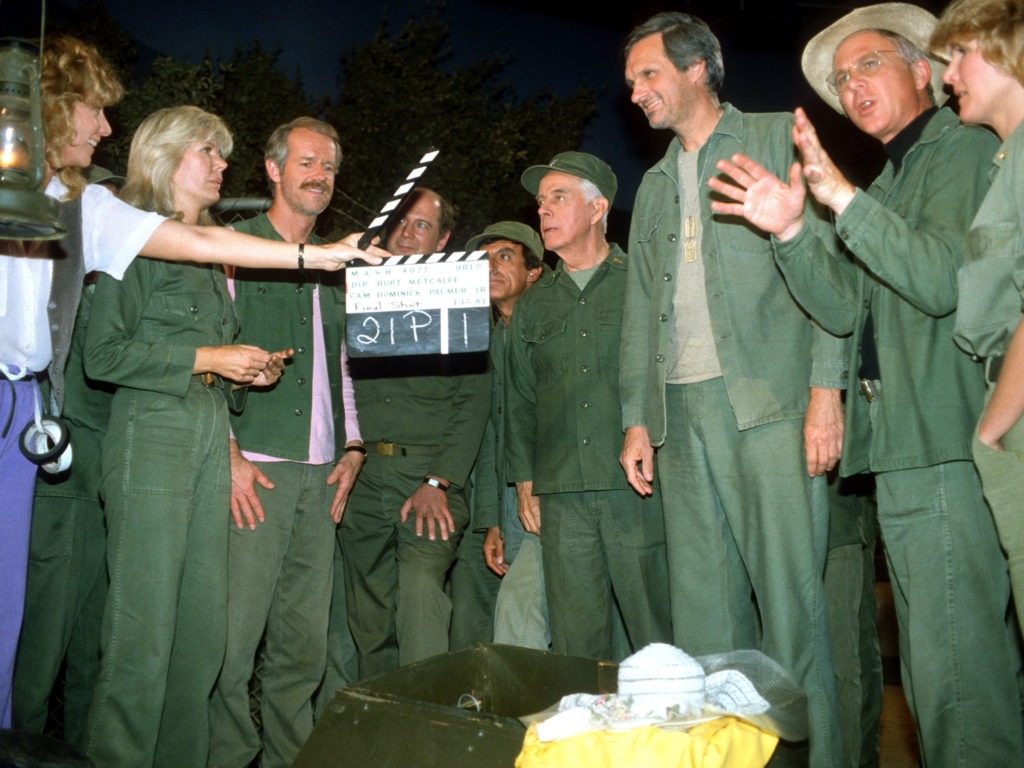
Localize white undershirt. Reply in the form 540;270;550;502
0;179;165;371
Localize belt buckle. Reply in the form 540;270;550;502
201;373;217;388
376;441;395;457
859;378;879;402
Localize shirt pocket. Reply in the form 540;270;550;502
143;289;221;341
521;317;567;384
632;213;661;245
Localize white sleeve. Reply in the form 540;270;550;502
80;184;166;280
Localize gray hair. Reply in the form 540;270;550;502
862;29;937;104
623;12;725;95
579;178;609;232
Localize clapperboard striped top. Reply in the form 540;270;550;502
377;250;487;266
358;149;440;250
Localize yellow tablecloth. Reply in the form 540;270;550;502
516;716;778;768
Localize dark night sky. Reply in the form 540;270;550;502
10;0;954;213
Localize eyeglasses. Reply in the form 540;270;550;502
827;50;900;95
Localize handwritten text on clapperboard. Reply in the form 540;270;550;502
346;254;490;357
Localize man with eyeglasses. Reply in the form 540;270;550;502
708;4;1022;765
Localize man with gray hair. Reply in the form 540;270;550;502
709;3;1024;764
619;12;846;766
208;116;365;768
506;152;671;661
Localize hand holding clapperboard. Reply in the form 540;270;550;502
345;149;490;358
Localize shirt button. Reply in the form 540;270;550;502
581;401;590;409
294;409;303;416
668;234;677;243
299;316;308;325
297;377;306;385
295;285;304;293
258;287;266;294
190;305;199;313
663;274;672;281
579;364;589;373
296;346;306;354
658;314;668;322
384;395;392;404
578;296;588;305
582;437;591;446
579;330;588;338
656;354;665;363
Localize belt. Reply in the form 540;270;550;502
985;355;1004;386
859;378;881;402
369;441;438;457
193;373;222;388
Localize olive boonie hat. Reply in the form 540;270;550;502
520;151;618;208
465;221;544;264
802;2;948;114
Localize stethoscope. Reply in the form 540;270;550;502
1;364;72;474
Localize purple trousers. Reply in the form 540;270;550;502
0;377;40;727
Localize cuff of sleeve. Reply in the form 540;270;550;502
834;189;873;249
621;404;648;432
809;361;849;391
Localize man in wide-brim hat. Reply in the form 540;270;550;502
707;3;1024;766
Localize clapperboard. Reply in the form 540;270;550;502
347;150;490;358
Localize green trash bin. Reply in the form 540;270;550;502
294;643;618;768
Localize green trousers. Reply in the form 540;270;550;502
208;461;337;768
659;380;840;768
493;532;550;650
540;487;670;661
875;460;1024;767
337;452;469;679
13;489;106;749
973;387;1024;639
448;524;501;649
85;384;229;768
824;473;881;768
317;538;359;711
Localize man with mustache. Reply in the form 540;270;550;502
708;4;1024;764
208;117;366;768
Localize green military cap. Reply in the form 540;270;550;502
465;221;544;264
520;151;618;208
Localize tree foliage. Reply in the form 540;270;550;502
61;1;595;242
326;8;596;244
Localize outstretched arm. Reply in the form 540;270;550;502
140;224;387;271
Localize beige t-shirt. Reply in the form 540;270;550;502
667;147;722;384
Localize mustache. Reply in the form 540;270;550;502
301;181;330;193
